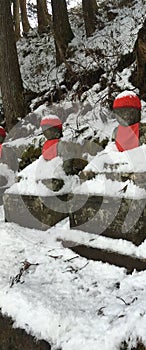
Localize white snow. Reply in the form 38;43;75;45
6;143;146;199
85;143;146;174
1;0;146;349
74;175;146;199
6;156;64;196
1;210;146;350
42;114;61;121
114;91;140;99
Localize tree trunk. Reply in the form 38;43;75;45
135;19;146;95
13;0;21;41
82;0;98;37
0;0;25;131
51;0;74;65
37;0;51;34
19;0;31;35
42;0;51;21
92;0;98;13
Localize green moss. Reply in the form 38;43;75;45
19;138;44;170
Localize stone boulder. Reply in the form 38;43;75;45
3;193;69;230
42;178;64;192
69;194;146;246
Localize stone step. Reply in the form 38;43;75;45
0;306;145;350
68;195;146;246
61;240;146;272
99;172;146;188
80;171;146;186
3;193;69;230
0;312;50;350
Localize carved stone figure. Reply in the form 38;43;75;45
112;90;146;149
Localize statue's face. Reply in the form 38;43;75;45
42;125;62;140
114;107;141;126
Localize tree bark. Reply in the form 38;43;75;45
0;0;25;131
42;0;51;21
82;0;98;37
92;0;98;13
135;19;146;95
13;0;21;41
19;0;31;35
51;0;74;65
37;0;51;34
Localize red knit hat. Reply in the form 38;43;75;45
0;127;6;138
40;116;62;129
113;91;141;110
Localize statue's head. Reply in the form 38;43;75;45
113;91;141;126
40;115;62;140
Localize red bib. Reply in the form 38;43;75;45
42;139;59;160
0;144;2;158
115;122;139;152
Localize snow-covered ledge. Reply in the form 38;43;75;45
0;312;50;350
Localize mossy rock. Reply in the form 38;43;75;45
42;178;64;191
79;170;96;181
69;195;146;246
19;138;44;170
63;158;88;175
4;193;69;229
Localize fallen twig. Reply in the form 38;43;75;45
62;261;89;274
64;256;79;262
10;260;39;288
116;296;137;306
48;254;63;259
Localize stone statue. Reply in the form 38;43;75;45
40;115;63;160
112;90;146;149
